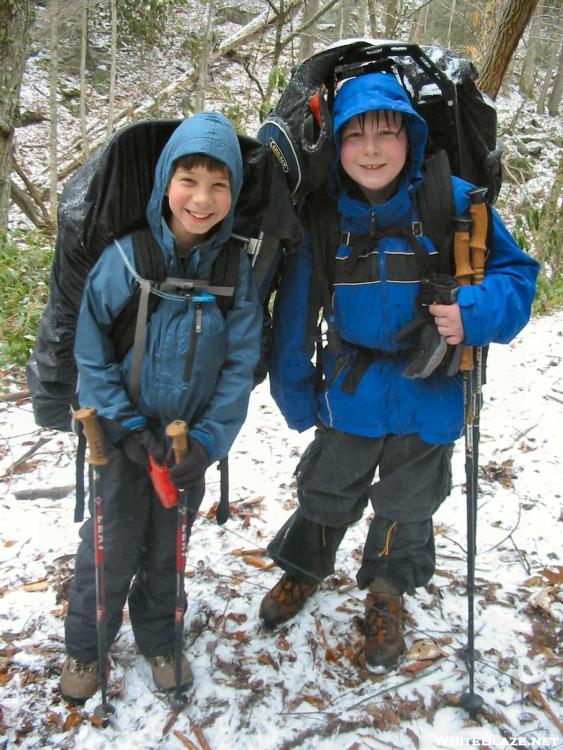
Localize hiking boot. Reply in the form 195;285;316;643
60;656;99;702
149;654;193;691
364;578;406;670
259;572;318;628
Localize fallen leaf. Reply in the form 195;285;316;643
3;540;17;548
400;659;435;675
62;710;84;731
406;639;445;661
257;652;278;669
529;587;555;617
406;727;420;748
0;670;13;686
539;566;563;585
44;711;63;728
303;694;324;709
22;579;49;592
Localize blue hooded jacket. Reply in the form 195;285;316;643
269;73;539;444
74;112;262;461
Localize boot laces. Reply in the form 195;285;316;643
365;593;401;642
69;657;96;675
151;655;175;668
273;574;315;605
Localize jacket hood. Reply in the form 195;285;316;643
146;112;243;253
332;72;428;193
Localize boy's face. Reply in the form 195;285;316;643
340;110;408;204
166;163;231;250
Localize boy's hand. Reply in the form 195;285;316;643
429;303;464;345
169;437;209;491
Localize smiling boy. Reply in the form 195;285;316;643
61;112;262;700
260;72;538;671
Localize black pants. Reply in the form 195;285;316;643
267;426;453;595
65;445;204;662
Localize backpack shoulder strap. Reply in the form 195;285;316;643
416;150;455;275
110;227;165;364
302;190;342;394
209;237;241;316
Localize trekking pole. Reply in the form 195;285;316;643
73;407;115;725
165;419;189;710
468;187;489;501
453;216;484;718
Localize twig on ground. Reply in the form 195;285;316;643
13;485;74;500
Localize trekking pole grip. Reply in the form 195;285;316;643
468;187;488;286
166;420;188;463
453;217;474;372
74;407;109;466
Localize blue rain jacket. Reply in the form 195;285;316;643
270;74;539;445
75;113;262;462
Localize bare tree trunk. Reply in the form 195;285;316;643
519;0;542;96
548;35;563;116
299;0;320;60
384;0;397;37
537;32;559;113
334;0;344;39
80;0;89;158
196;0;216;111
341;0;354;37
107;0;117;136
367;0;377;36
411;0;431;44
478;0;540;100
49;0;59;224
0;0;34;234
446;0;457;47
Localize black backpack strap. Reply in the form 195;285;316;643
209;237;241;316
306;191;342;356
416;150;455;274
74;430;87;522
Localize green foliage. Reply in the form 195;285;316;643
0;231;52;367
514;206;562;315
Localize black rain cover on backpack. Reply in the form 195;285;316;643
257;39;502;206
26;119;302;431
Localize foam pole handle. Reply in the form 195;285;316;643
166;420;188;464
74;407;109;466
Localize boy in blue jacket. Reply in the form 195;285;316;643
259;72;538;670
61;112;262;699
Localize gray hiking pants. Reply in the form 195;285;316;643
267;425;454;594
65;444;204;662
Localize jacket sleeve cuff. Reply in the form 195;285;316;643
189;430;215;463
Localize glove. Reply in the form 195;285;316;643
121;428;166;467
396;273;459;379
168;437;209;491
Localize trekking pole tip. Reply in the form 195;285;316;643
460;690;484;718
168;691;188;710
93;701;115;727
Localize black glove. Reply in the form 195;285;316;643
121;428;166;467
396;273;459;379
168;436;209;491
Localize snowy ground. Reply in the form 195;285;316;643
1;310;562;750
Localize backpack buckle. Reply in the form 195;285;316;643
412;221;423;237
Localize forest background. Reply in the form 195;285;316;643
0;0;562;372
